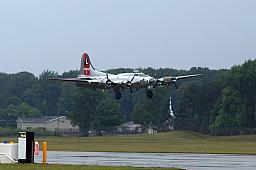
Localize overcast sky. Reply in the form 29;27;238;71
0;0;255;75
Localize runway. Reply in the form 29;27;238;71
35;151;256;170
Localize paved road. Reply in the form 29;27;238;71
35;151;256;170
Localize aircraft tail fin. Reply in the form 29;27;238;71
80;53;106;77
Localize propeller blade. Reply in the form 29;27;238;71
173;82;179;90
126;75;136;94
131;74;135;82
105;73;113;88
126;74;135;88
129;87;133;94
155;79;162;86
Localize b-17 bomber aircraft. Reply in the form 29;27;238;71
49;53;202;100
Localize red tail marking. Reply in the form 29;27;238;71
83;53;90;76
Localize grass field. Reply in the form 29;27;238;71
2;131;256;154
0;164;179;170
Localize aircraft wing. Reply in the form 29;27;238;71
104;80;149;89
128;81;149;89
48;78;90;83
158;74;202;88
48;78;105;88
175;74;203;80
49;78;149;89
135;78;157;88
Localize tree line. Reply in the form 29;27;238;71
0;59;255;135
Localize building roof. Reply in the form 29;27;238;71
17;116;66;123
118;121;141;128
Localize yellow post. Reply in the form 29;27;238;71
43;142;47;166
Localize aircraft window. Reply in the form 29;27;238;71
135;74;138;76
138;73;146;77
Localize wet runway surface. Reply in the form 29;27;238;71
35;151;256;170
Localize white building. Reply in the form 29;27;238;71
117;121;142;133
16;116;79;133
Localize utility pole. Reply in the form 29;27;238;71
57;105;60;130
254;96;256;127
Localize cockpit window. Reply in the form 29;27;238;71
139;73;146;77
132;73;147;77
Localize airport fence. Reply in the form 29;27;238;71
54;128;81;136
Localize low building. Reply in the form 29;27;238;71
16;116;79;135
117;121;142;134
147;127;157;134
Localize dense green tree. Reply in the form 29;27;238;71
37;70;61;116
66;88;103;136
18;103;42;118
93;97;123;132
225;60;256;127
0;59;255;136
131;104;152;126
0;105;20;127
211;87;248;128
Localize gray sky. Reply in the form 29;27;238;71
0;0;255;75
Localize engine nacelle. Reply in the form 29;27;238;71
161;76;175;83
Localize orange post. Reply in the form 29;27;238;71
43;142;47;166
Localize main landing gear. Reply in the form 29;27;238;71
114;89;153;100
115;91;122;100
146;89;153;99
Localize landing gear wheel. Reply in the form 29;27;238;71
146;90;153;99
115;91;122;100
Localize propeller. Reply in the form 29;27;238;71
157;73;202;90
171;73;179;90
105;73;112;88
126;74;135;94
172;80;179;90
158;74;179;90
153;73;162;87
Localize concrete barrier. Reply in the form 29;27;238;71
0;143;18;162
0;153;17;163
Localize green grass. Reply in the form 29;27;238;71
0;164;179;170
2;131;256;154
